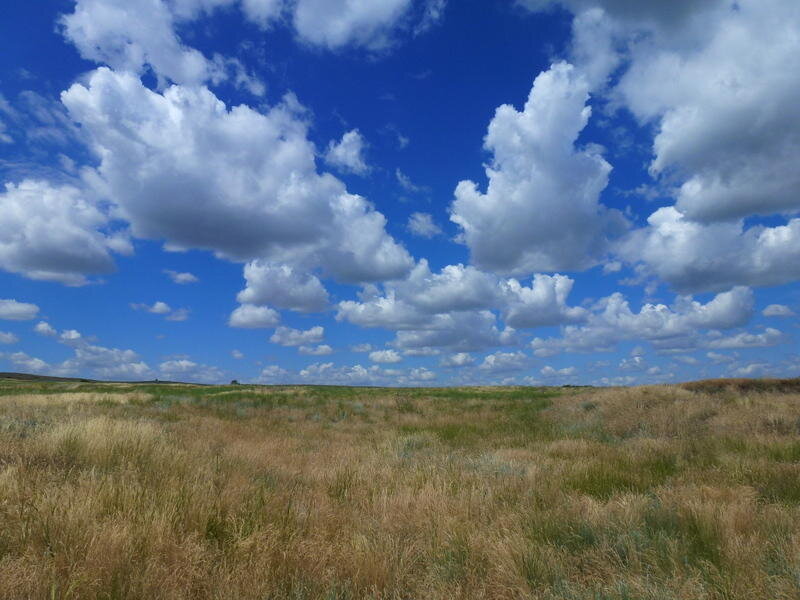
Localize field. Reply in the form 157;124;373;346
2;378;800;599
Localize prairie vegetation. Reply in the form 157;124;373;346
1;378;800;599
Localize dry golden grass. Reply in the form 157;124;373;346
2;378;800;599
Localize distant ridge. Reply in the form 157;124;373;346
0;372;201;386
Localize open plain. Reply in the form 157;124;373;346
2;378;800;599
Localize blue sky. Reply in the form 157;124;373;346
1;0;798;385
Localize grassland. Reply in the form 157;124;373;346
1;377;800;599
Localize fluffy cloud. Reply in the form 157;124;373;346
763;304;795;317
299;344;333;356
159;359;224;383
131;301;189;321
34;321;57;336
256;364;290;384
292;0;412;50
391;310;516;353
4;352;50;374
338;284;517;352
336;262;586;353
0;332;18;345
407;212;442;238
369;349;402;364
451;62;625;274
270;325;324;347
228;304;280;329
619;208;800;293
236;261;329;313
440;352;475;368
32;327;154;380
519;1;800;294
706;328;786;350
324;130;370;176
540;365;577;377
531;286;755;356
299;362;384;385
132;301;171;315
164;269;198;284
0;180;119;285
479;351;530;373
614;0;800;223
62;68;413;284
337;260;499;326
501;274;587;328
408;367;436;381
62;0;268;92
61;0;214;86
0;299;39;321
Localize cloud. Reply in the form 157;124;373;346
337;260;500;327
415;0;447;35
231;349;244;359
396;169;426;194
299;344;333;356
618;208;800;293
440;352;475;368
531;286;755;356
34;321;57;336
324;130;370;176
228;304;280;329
707;351;735;364
0;332;18;345
612;0;800;223
336;262;586;353
706;328;787;350
164;269;199;284
270;325;324;347
159;359;224;383
28;327;154;380
299;362;384;385
0;299;39;321
516;1;800;294
256;364;290;384
479;351;530;373
165;308;190;322
451;62;625;274
732;362;772;378
763;304;796;317
501;274;587;328
236;261;329;313
350;343;373;353
131;301;189;321
0;180;119;285
292;0;413;50
369;349;402;363
391;310;517;353
132;301;171;315
4;352;50;374
408;367;436;381
61;0;215;86
63;69;413;285
407;212;442;238
540;365;577;377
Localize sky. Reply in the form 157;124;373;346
0;0;798;386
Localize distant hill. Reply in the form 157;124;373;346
0;372;198;386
